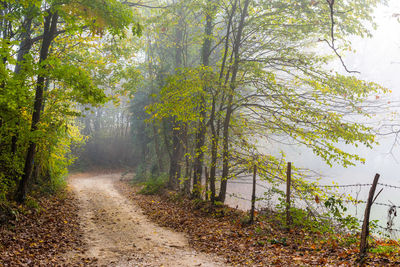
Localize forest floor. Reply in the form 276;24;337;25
0;184;86;266
2;172;400;266
0;172;226;266
116;175;400;267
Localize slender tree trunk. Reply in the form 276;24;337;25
153;125;163;173
183;159;191;195
16;12;59;203
0;3;10;152
14;18;33;75
184;134;191;195
205;166;209;200
168;11;185;190
11;12;34;155
192;0;215;198
209;97;218;202
208;0;237;203
168;124;183;189
147;41;164;174
0;2;10;62
218;0;250;203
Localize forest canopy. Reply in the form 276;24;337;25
0;0;391;206
0;0;138;202
127;0;388;202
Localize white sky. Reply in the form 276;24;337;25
277;0;400;185
344;0;400;95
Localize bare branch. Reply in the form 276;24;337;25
121;1;170;9
324;0;360;74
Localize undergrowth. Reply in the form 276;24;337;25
137;173;168;195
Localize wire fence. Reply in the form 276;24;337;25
315;182;400;190
226;175;400;238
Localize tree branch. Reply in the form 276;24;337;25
121;1;170;9
324;0;360;74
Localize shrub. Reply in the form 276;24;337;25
138;173;168;195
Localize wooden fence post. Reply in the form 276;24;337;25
286;162;292;227
249;164;257;224
359;173;380;259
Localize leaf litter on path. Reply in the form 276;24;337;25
115;178;400;266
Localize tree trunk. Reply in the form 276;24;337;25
14;16;33;75
153;124;163;173
15;12;58;203
184;143;191;196
168;10;185;190
208;0;237;203
168;123;183;189
192;0;215;198
11;15;33;155
218;0;250;203
204;166;209;200
209;97;218;202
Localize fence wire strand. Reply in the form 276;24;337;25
227;177;400;234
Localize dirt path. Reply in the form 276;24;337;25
68;173;227;267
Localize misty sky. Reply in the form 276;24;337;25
346;0;400;93
276;0;400;185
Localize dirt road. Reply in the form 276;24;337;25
68;173;227;267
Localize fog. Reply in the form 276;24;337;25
281;0;400;186
226;1;400;233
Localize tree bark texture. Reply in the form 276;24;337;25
16;11;58;203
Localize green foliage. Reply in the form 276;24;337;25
138;173;168;195
240;215;251;225
59;0;135;37
191;197;207;209
273;204;328;233
323;196;360;231
339;235;359;247
25;196;41;212
0;0;139;202
269;237;288;246
147;66;216;125
212;205;230;218
134;0;388;212
0;173;16;202
132;164;149;183
270;190;359;234
370;242;400;255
